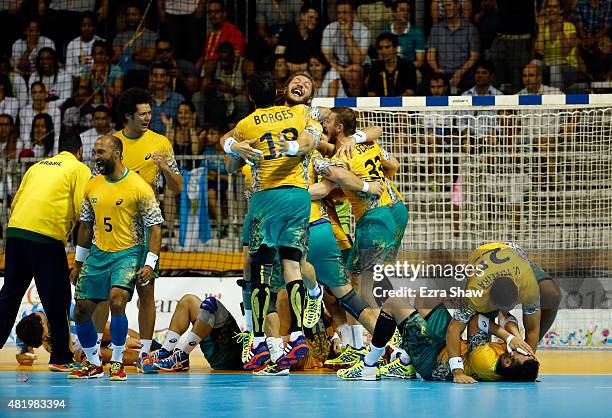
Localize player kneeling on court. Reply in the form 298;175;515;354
68;135;163;381
142;295;244;373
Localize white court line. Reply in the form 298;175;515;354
137;386;160;389
595;386;612;389
51;385;70;388
312;387;336;390
499;387;525;390
545;387;571;390
359;387;382;390
404;387;430;390
451;387;477;390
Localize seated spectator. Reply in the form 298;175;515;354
0;114;18;160
473;0;499;54
62;86;95;134
273;54;290;91
195;0;245;77
19;82;60;149
193;42;249;128
112;2;157;89
357;1;392;47
201;124;230;237
158;0;206;62
383;0;426;70
255;0;303;52
28;47;72;108
0;74;19;122
276;4;323;72
79;40;122;107
426;0;480;93
10;17;55;78
574;0;611;81
19;113;56;159
155;37;193;98
534;0;581;91
518;62;563;94
149;63;186;136
0;58;28;110
80;105;113;162
431;0;472;23
367;33;416;96
322;0;371;96
65;12;104;79
308;52;348;98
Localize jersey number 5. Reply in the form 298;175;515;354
260;128;299;160
103;217;113;232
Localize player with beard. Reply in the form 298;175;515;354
68;135;163;380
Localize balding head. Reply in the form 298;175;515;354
93;135;124;175
522;63;542;93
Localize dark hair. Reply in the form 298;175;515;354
35;47;59;77
58;132;83;153
0;74;14;98
16;313;44;348
208;0;226;11
150;61;171;74
116;87;151;120
30;113;55;156
300;3;320;14
497;355;540;382
0;113;14;125
93;105;110;116
391;0;410;11
376;32;399;48
308;51;330;73
247;73;277;108
475;59;495;75
111;135;123;155
489;276;519;309
24;16;42;31
430;73;449;87
92;40;109;56
330;107;357;135
126;1;142;13
336;0;355;10
285;70;317;102
81;11;96;25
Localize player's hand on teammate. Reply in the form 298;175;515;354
16;352;37;366
507;336;535;356
335;136;356;159
366;181;384;197
276;133;296;156
69;265;81;285
231;139;263;163
453;371;477;384
136;265;154;286
152;152;171;171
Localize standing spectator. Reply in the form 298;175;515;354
158;0;206;62
62;86;95;134
149;63;186;136
0;74;19;122
21;113;56;159
195;0;245;76
322;0;371;96
431;0;473;23
112;3;157;89
276;4;323;72
20;82;61;149
308;52;347;98
367;33;417;96
28;48;73;108
473;0;499;54
487;0;536;93
65;12;105;79
79;41;123;108
575;0;611;81
11;17;56;78
80;105;113;162
155;38;192;98
0;133;91;371
426;0;480;93
0;58;28;110
383;0;426;70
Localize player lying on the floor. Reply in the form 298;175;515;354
338;301;539;382
15;302;150;368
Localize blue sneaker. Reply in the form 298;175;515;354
134;353;149;373
243;341;271;371
141;349;172;374
153;350;190;372
276;334;309;370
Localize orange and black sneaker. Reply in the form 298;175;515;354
67;361;104;379
109;362;127;381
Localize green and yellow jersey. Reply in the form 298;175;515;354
233;104;322;191
434;341;504;382
80;170;164;252
114;129;180;192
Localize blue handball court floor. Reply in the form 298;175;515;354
1;372;612;418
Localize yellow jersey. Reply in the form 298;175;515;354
80;170;164;252
114;129;180;192
455;242;540;322
8;152;92;244
336;142;396;221
242;164;254;201
308;151;330;223
233;104;322;191
432;341;503;382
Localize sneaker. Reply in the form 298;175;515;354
141;349;173;374
234;331;254;364
380;358;417;379
324;345;367;369
253;361;289;376
134;353;151;373
337;359;380;381
243;341;270;371
276;335;309;370
153;350;190;372
303;285;323;329
109;362;127;381
67;361;104;379
389;327;402;347
49;362;80;372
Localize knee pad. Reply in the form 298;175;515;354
338;288;369;320
252;245;276;264
200;297;219;315
279;246;302;262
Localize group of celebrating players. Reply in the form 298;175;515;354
9;69;562;383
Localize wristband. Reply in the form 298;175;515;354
330;333;340;342
222;137;238;157
75;245;90;263
449;356;464;371
362;181;369;193
353;130;367;144
145;251;159;269
477;314;490;333
285;141;299;156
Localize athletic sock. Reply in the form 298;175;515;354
162;331;181;352
177;332;202;354
111;344;125;363
307;284;321;298
371;311;397;349
289;330;303;341
352;324;365;349
96;332;103;363
338;323;351;348
139;339;152;357
286;280;305;333
83;345;102;366
399;352;412;366
266;337;284;362
253;336;266;346
364;345;385;366
110;315;128;358
76;320;100;366
244;309;253;332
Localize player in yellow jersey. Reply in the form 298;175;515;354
114;88;182;368
69;136;164;381
446;241;560;383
